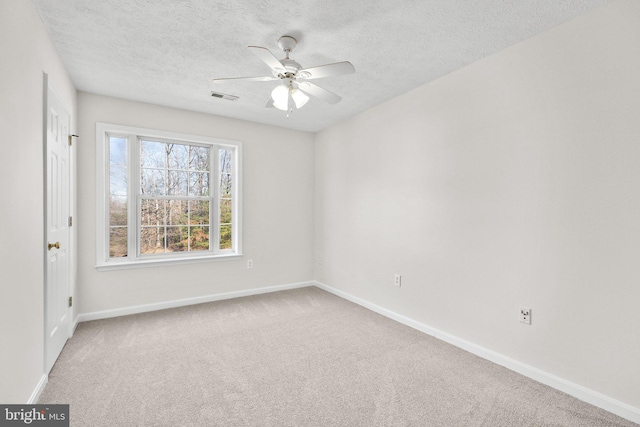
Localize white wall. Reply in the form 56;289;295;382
76;93;314;314
315;0;640;411
0;1;77;403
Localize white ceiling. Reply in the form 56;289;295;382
31;0;610;133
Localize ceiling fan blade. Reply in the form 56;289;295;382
297;61;355;80
248;46;286;74
297;82;342;104
212;76;278;84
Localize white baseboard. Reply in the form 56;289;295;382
313;281;640;425
76;281;313;323
28;374;48;404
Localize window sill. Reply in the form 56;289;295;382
96;253;243;271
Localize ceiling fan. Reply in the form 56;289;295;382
212;36;355;113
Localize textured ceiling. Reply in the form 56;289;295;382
31;0;610;132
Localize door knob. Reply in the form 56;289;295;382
48;241;60;250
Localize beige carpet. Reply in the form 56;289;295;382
40;287;636;426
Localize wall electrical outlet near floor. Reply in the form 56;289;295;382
520;308;531;325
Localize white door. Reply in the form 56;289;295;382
45;79;72;373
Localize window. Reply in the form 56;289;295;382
96;123;242;269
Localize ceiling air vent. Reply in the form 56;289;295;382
210;91;239;101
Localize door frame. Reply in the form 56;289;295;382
43;72;75;374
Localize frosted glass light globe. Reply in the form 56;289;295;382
271;85;289;111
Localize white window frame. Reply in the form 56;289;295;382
95;122;242;270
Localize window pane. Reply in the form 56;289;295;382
109;227;127;257
109;196;127;226
166;226;187;252
167;171;188;196
190;146;209;171
220;149;233;174
220;174;232;198
140;201;210;255
220;199;232;224
218;147;233;252
140;140;166;169
167;199;188;226
109;136;128;258
191;226;209;251
140;226;163;254
189;172;209;196
141;199;165;226
190;200;209;225
220;224;232;250
109;136;127;166
168;143;189;170
110;165;127;196
141;169;166;196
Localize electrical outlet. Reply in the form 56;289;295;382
247;259;253;269
520;308;531;325
394;274;402;287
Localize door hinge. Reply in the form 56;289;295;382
68;216;73;227
68;134;79;146
68;296;73;308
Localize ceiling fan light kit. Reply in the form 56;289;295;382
212;35;355;115
271;79;310;112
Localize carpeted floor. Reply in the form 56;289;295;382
39;287;637;426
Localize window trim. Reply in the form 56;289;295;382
95;122;242;270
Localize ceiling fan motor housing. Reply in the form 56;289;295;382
280;58;302;77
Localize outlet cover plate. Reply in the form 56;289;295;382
394;274;402;287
